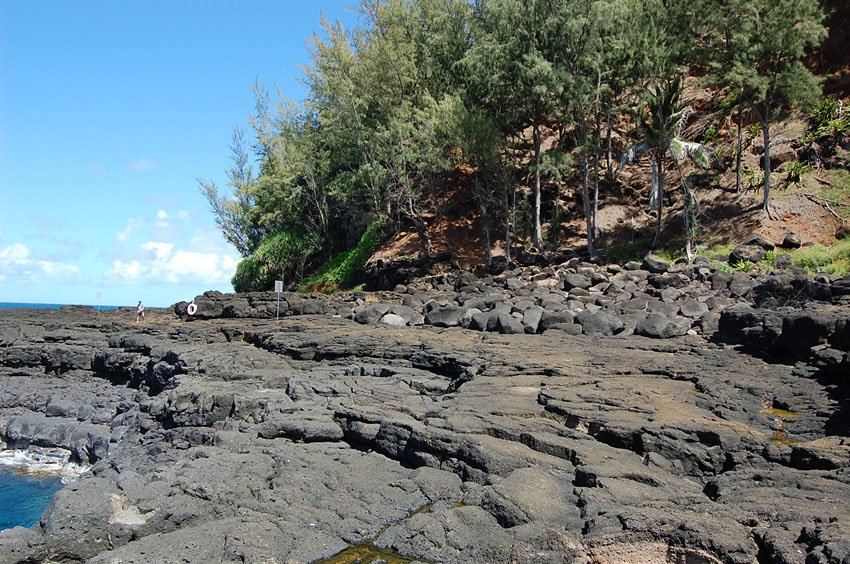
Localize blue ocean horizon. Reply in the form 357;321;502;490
0;302;121;311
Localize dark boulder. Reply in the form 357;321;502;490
635;313;692;338
780;233;802;249
642;255;671;274
575;310;624;336
563;273;592;291
353;303;391;325
741;233;776;251
424;306;466;328
775;313;837;358
648;273;689;290
729;245;766;265
538;311;576;333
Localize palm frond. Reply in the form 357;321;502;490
619;140;650;168
669;139;712;168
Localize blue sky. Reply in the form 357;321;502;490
0;1;358;307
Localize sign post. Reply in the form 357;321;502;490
274;280;283;320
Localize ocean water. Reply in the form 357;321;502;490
0;470;63;530
0;302;120;310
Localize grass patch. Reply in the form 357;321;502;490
791;238;850;275
606;240;651;263
820;168;850;221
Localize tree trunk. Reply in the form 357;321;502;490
581;155;595;257
761;101;772;214
651;154;665;249
735;105;743;193
480;197;493;266
408;196;432;259
532;120;542;248
605;114;614;180
677;163;697;261
504;190;512;263
593;112;601;239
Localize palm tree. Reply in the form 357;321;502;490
619;77;711;259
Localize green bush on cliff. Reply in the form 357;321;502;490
232;230;319;292
231;255;264;293
301;221;385;292
792;238;850;275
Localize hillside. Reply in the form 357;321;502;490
204;1;850;293
369;1;850;271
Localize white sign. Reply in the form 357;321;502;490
274;280;284;293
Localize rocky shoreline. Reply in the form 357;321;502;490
0;255;848;563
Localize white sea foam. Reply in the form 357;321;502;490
0;446;89;481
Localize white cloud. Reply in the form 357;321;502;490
141;241;174;260
129;158;158;172
0;242;81;282
116;217;145;242
38;260;82;277
106;241;237;285
0;242;30;263
109;260;144;280
221;255;238;272
154;209;174;229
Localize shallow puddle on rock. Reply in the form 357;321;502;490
317;544;417;564
760;407;803;418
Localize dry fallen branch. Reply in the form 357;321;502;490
804;193;849;223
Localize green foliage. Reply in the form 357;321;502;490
605;241;683;264
809;96;849;147
619;77;711;254
784;160;812;185
701;126;719;145
745;122;763;139
654;248;685;264
743;166;766;190
715;261;735;273
756;249;781;271
791;238;850;275
231;255;264;293
810;96;841;127
231;231;319;293
300;221;385;292
606;240;651;264
732;260;753;272
201;0;829;282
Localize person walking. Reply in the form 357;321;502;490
136;300;145;322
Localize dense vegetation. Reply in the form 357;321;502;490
201;0;833;292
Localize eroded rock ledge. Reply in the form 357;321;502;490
0;263;848;563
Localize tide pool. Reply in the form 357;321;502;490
0;469;62;530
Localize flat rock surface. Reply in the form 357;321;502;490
1;306;848;563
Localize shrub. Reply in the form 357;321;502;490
743;166;765;190
300;221;385;292
810;96;841;128
733;260;753;272
231;230;319;293
232;255;264;293
785;160;812;185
